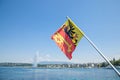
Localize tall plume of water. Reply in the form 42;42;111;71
33;51;39;67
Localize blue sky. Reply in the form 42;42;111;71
0;0;120;63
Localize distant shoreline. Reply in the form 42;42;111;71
0;60;120;69
0;62;98;68
0;62;108;69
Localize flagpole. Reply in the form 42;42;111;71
83;33;120;77
66;16;120;77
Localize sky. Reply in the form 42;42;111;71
0;0;120;63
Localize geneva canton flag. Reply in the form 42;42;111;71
51;18;84;60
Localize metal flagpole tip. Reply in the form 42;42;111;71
66;16;69;19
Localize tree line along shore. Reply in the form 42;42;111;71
0;58;119;68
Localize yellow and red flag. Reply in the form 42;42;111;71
51;18;84;60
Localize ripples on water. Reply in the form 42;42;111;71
0;67;119;80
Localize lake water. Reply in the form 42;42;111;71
0;67;120;80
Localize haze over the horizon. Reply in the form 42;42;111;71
0;0;120;63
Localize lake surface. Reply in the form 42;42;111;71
0;67;120;80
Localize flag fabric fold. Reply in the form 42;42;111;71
51;18;84;60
